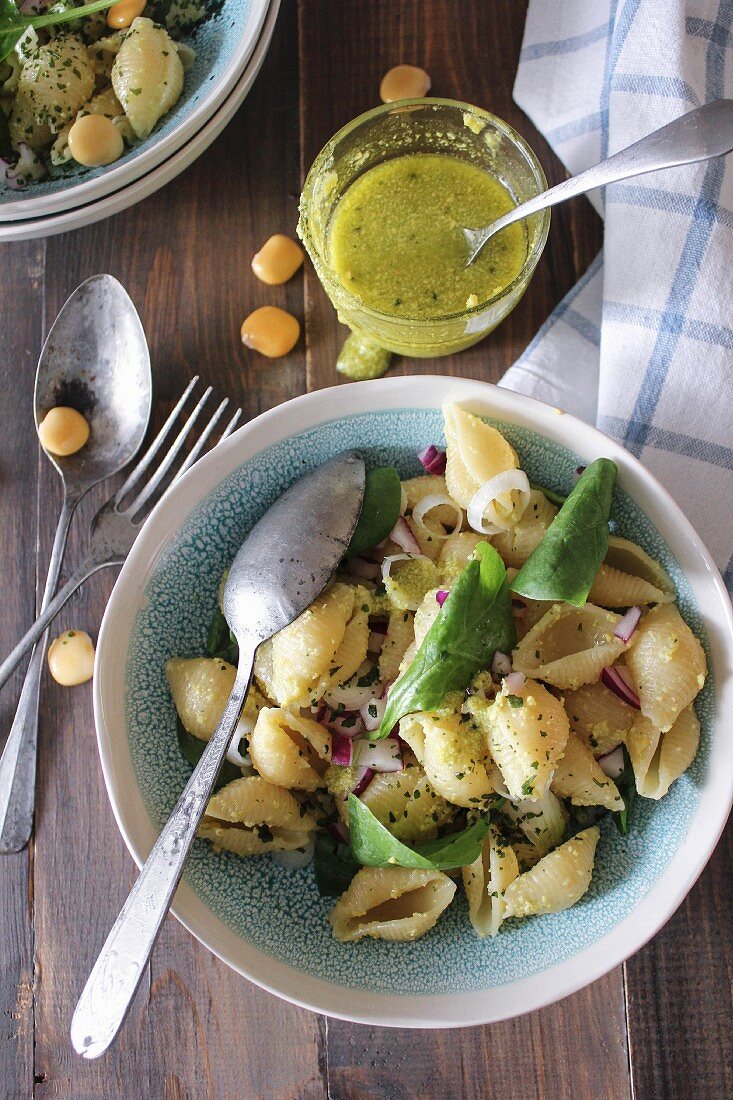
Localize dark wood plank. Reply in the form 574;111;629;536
625;819;733;1100
298;0;604;394
29;7;325;1097
0;239;45;1100
298;2;624;1095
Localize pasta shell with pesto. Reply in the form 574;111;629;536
409;711;496;808
462;825;520;937
112;17;184;139
249;708;331;791
551;732;623;811
500;789;568;859
502;826;600;918
624;603;706;732
355;764;455;842
329;866;456;942
17;35;95;134
563;680;637;756
512;603;628;690
626;705;700;800
437;531;484;585
165;656;236;740
492;489;557;567
199;776;316;856
378;609;414;683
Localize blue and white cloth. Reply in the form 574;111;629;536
500;0;733;591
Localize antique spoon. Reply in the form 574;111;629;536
463;98;733;264
70;450;366;1059
0;274;151;854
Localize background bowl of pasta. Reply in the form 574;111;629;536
93;375;733;1026
0;0;271;220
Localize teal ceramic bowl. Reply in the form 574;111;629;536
94;376;733;1026
0;0;270;218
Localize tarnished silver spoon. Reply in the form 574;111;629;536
71;450;365;1059
463;98;733;264
0;274;151;853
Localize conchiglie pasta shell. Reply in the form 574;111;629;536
503;826;600;918
259;582;354;707
413;588;442;648
563;681;636;756
588;563;675;609
378;609;414;683
112;17;183;139
165;656;236;740
492;490;557;567
416;711;496;808
357;764;455;842
198;822;311;856
249;708;331;791
605;536;675;597
405;514;443;561
462;825;519;937
437;531;484;585
9;91;51;152
310;605;369;702
470;679;569;802
204;775;315;830
627;705;700;800
551;732;623;810
329;866;456;942
443;403;519;508
512;603;627;689
625;603;706;732
501;789;568;858
18;34;95;133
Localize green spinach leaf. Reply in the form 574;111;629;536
206;606;238;665
346;466;401;557
314;831;361;896
0;0;119;65
349;794;491;869
613;746;637;836
529;480;567;507
176;718;241;792
376;541;515;737
0;105;12;160
511;457;617;606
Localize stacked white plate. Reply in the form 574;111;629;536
0;0;280;241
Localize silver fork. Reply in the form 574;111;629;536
0;377;241;708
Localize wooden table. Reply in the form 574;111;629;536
1;3;730;1097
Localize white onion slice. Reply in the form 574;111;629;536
272;836;315;869
324;662;380;711
381;552;430;583
389;516;421;553
226;711;255;766
467;469;531;535
598;744;625;778
411;494;464;541
491;651;513;677
359;695;387;731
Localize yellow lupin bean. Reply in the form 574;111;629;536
68;114;124;168
379;65;432;103
47;630;95;687
107;0;147;29
37;406;90;456
251;234;305;285
241;306;300;358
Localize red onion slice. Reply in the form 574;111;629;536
327;821;350;845
417;444;447;475
601;666;641;709
598;745;625;778
388;516;421;553
359;695;387;732
353;737;403;773
331;732;354;766
491;651;513;677
435;589;448;607
503;670;526;694
614;606;642;643
351;766;375;796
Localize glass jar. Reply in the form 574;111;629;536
298;98;550;359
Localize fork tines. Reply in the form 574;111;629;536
114;377;241;520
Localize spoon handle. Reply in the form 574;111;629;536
467;98;733;261
70;647;256;1060
0;492;80;852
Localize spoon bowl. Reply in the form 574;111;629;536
34;274;152;488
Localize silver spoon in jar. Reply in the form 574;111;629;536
70;450;366;1059
463;98;733;264
0;274;151;854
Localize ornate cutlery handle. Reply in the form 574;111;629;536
70;645;255;1060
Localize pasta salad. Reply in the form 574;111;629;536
165;403;707;944
0;0;205;188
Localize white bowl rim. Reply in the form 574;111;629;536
94;375;733;1027
0;0;271;220
0;0;280;243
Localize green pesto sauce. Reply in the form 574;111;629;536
328;153;526;319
